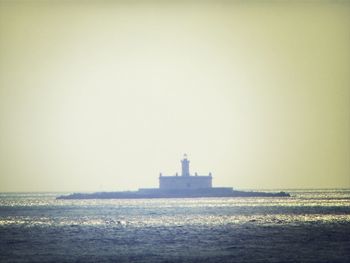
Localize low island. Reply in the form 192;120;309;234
57;155;290;200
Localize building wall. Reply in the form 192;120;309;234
159;176;212;190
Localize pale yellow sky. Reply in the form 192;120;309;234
0;0;349;192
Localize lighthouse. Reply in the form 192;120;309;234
181;154;190;176
159;154;212;190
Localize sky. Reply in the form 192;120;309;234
0;0;349;192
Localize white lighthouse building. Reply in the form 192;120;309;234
159;154;212;190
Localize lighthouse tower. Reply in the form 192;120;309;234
181;154;190;176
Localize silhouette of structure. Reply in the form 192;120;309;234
159;154;212;190
57;154;290;199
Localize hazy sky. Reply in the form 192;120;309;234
0;0;349;192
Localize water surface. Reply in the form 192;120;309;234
0;189;349;262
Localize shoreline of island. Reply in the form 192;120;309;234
56;188;290;199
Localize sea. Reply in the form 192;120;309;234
0;189;349;263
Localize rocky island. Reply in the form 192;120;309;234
57;155;290;200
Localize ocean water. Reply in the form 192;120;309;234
0;190;349;263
